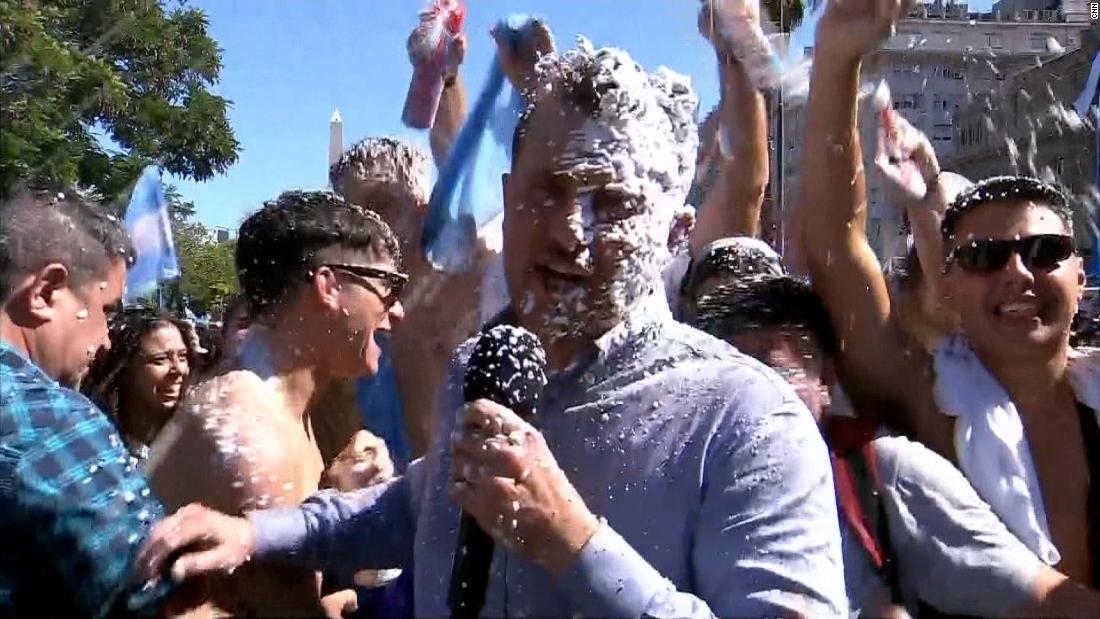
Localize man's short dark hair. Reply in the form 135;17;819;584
941;176;1072;241
681;237;785;303
236;190;401;317
692;275;837;357
0;188;134;302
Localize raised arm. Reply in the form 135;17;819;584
874;105;969;323
430;34;468;167
428;20;555;168
796;0;951;453
692;0;769;251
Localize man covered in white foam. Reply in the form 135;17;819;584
138;38;846;619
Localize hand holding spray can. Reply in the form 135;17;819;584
402;0;466;130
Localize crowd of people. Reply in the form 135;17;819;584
2;0;1098;617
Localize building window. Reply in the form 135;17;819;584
986;33;1003;49
1030;33;1048;51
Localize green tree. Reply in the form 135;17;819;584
173;218;237;314
0;0;239;202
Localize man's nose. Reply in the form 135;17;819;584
545;197;591;257
386;300;405;326
999;251;1036;289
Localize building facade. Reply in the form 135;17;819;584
948;23;1100;268
779;0;1092;259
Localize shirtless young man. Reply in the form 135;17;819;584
329;138;485;458
323;20;557;458
797;0;1097;591
147;191;401;617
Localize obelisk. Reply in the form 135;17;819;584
328;109;343;171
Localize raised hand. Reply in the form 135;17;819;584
874;91;941;207
491;19;555;94
816;0;909;62
698;0;762;52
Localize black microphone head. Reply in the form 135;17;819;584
463;325;547;419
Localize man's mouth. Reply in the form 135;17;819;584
534;264;589;287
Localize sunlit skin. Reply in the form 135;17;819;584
940;200;1092;583
336;171;492;457
148;248;401;618
941;201;1085;366
220;301;250;362
0;260;126;388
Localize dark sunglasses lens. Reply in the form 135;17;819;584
955;240;1012;272
388;275;406;301
1025;235;1074;271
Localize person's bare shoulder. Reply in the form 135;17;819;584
148;370;298;512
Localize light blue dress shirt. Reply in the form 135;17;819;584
249;294;847;617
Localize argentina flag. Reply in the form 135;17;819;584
123;166;179;304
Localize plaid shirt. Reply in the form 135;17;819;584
0;341;170;617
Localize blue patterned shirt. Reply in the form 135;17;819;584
0;341;170;617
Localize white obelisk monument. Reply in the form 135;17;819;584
328;109;343;172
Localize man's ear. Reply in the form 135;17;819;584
668;205;696;252
27;263;71;321
311;265;343;313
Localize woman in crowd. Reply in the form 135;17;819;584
82;308;199;459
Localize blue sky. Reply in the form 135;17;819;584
174;0;994;229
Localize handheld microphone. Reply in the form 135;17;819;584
448;324;547;619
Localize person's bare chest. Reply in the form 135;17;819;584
1023;402;1093;582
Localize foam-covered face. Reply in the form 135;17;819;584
332;141;430;246
503;97;678;343
942;200;1085;361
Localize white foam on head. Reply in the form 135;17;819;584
525;40;699;340
330;137;431;208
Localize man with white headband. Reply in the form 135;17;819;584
137;40;846;618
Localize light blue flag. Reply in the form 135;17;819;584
123;166;179;304
421;15;533;272
1074;49;1100;278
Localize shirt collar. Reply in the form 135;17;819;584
545;284;674;392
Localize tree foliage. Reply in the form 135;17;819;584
0;0;239;202
164;183;236;313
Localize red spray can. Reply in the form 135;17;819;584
402;0;466;130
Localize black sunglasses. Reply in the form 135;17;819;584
946;234;1075;274
321;263;408;309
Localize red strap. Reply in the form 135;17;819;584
824;415;879;455
832;453;885;569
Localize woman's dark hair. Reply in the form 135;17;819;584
81;308;200;448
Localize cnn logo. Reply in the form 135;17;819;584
1093;2;1099;20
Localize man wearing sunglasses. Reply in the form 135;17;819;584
797;0;1098;610
146;190;403;617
